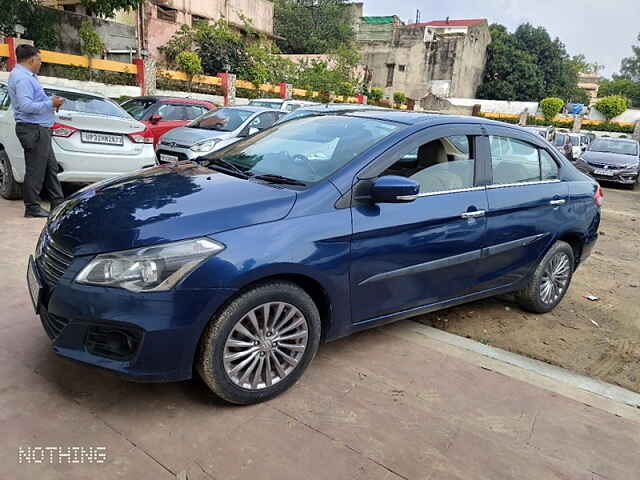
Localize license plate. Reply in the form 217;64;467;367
593;168;614;176
81;131;124;145
160;153;179;163
27;256;42;314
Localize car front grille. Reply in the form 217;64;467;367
160;140;192;149
40;308;71;340
36;231;74;288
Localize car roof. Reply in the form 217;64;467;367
223;105;280;113
294;104;388;113
41;83;105;98
126;96;215;105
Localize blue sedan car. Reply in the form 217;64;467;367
28;112;602;404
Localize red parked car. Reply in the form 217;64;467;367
121;96;218;148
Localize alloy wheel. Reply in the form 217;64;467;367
0;155;6;190
539;252;570;305
223;302;309;390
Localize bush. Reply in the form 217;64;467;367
393;92;406;107
594;95;629;121
539;97;564;121
369;88;384;102
176;51;203;77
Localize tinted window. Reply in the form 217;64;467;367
384;136;475;194
0;83;7;110
209;116;401;183
184;105;209;120
157;104;186;121
45;90;129;118
540;150;559;180
188;108;253;132
122;99;155;120
490;136;540;184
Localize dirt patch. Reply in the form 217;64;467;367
416;186;640;392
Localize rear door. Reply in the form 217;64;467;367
349;124;489;325
477;127;569;291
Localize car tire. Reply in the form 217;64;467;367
516;241;575;314
197;281;321;405
0;150;23;200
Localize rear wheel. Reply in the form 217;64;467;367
197;281;321;405
0;151;23;200
516;241;575;314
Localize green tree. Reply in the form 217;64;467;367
0;0;60;50
599;77;640;107
539;97;564;121
369;88;383;103
176;51;203;91
79;0;142;18
79;19;105;80
273;0;356;54
594;95;629;121
477;23;582;102
620;33;640;82
393;92;406;107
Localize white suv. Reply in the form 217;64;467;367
0;82;157;200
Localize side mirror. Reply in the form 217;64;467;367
150;114;162;124
370;175;419;203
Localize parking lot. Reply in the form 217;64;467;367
1;188;640;479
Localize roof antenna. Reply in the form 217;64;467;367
446;16;450;24
415;9;421;24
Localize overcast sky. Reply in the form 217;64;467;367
362;0;640;78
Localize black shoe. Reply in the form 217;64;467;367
24;206;50;218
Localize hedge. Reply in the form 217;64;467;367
481;113;635;134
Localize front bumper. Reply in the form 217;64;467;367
32;258;236;382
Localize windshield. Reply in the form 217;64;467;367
249;101;282;110
589;139;639;156
188;108;253;131
554;134;567;146
207;116;402;183
45;90;129;118
122;99;155;120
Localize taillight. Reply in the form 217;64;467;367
594;185;604;208
51;122;77;137
128;128;154;144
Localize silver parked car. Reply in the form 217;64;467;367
156;106;284;163
248;98;318;112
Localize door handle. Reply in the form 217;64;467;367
461;210;486;219
549;199;566;206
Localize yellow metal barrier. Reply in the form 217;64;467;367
39;50;136;74
159;69;222;86
236;79;256;90
0;44;8;57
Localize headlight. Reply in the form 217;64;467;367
190;140;219;152
76;238;224;292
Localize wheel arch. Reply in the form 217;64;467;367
556;231;585;269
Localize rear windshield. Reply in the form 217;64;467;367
249;101;282;110
121;99;156;120
45;90;129;118
589;139;639;156
188;108;253;132
554;134;567;146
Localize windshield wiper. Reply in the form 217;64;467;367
253;174;307;186
206;158;251;178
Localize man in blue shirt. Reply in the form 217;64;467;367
8;45;65;217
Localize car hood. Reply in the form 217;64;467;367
47;164;297;256
582;151;639;167
160;126;233;145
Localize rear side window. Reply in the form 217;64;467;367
157;104;186;120
184;105;209;120
490;136;560;184
540;150;559;180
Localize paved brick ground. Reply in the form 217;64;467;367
1;197;639;479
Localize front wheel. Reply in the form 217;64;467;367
0;151;23;200
197;281;321;405
516;241;575;314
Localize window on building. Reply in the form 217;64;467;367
385;64;395;87
398;65;406;72
157;5;178;22
192;14;208;25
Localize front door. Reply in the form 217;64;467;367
349;126;489;325
476;129;570;291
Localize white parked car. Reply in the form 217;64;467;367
248;98;318;112
0;82;157;200
567;133;589;160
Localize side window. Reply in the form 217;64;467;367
122;99;154;120
383;136;476;194
157;104;186;121
540;150;559;180
490;136;540;185
250;112;278;130
183;105;208;120
0;84;7;110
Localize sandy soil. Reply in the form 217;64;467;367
417;185;640;392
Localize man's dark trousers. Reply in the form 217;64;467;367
15;123;64;208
